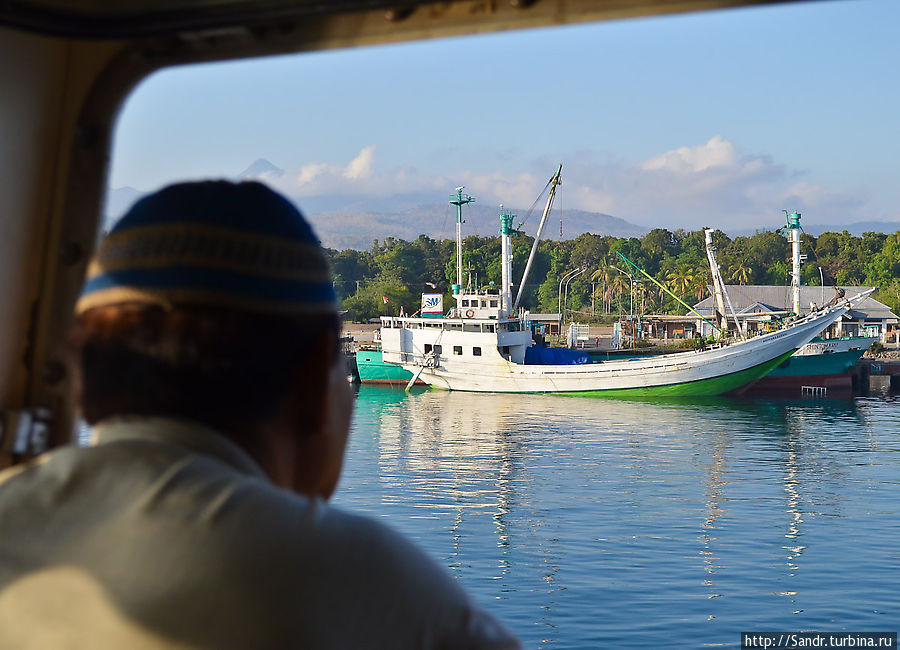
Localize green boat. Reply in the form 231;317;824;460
356;349;424;386
744;335;876;394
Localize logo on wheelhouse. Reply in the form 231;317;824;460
422;293;443;317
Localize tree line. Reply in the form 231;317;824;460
326;228;900;323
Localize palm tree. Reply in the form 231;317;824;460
692;276;707;301
729;263;752;285
666;268;695;297
591;267;613;314
635;283;652;315
609;272;630;315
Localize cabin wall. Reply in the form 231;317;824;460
0;28;71;411
0;27;123;446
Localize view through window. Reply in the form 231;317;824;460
106;1;900;646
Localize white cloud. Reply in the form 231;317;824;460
266;138;872;231
554;137;867;229
642;135;736;173
343;145;375;181
296;162;328;185
462;171;542;209
272;145;414;197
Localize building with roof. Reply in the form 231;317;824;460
691;285;897;341
528;313;563;336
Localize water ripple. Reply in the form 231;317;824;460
334;387;900;648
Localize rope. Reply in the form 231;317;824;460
616;251;722;333
517;175;554;230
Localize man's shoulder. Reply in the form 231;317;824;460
0;443;520;649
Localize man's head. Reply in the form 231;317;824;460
71;181;352;498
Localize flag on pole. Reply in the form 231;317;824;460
382;295;389;304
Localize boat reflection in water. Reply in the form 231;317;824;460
337;386;895;648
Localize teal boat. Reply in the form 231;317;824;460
744;335;875;394
356;349;424;386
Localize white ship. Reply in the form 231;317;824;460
379;168;866;397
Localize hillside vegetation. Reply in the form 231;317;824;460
327;229;900;323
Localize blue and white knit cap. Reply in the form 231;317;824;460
76;181;338;315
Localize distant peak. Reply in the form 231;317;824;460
238;158;285;179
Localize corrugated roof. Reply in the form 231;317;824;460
693;285;897;322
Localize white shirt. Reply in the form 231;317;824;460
0;417;520;649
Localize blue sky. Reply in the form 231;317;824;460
110;0;900;232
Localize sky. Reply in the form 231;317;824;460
109;0;900;233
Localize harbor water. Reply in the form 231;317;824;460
333;386;899;648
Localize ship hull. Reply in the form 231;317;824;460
742;336;874;395
747;373;854;392
356;349;424;386
384;307;848;397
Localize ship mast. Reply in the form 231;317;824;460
704;229;745;340
513;165;562;312
499;207;517;317
783;210;804;315
705;229;728;330
449;187;475;295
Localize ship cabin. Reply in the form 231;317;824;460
379;287;532;367
454;288;503;320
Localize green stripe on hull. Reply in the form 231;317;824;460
555;349;797;399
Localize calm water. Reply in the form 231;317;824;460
333;386;900;648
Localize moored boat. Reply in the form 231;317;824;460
708;210;877;396
379;169;868;397
380;305;854;397
356;348;424;386
743;335;876;394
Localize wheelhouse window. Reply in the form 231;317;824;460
453;346;463;355
473;347;482;356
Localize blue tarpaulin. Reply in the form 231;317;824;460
524;346;593;365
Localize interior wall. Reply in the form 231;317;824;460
0;27;124;458
0;27;69;412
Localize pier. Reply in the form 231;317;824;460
854;358;900;394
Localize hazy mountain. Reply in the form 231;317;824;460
295;191;440;215
106;159;898;248
238;158;285;180
306;202;647;250
103;181;647;250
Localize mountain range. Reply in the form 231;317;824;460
104;159;900;249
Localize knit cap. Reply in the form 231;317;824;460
76;180;337;315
